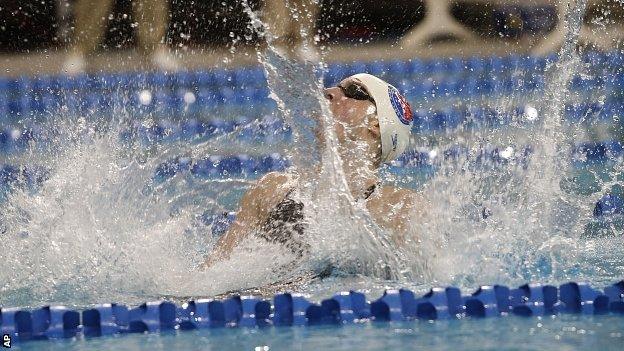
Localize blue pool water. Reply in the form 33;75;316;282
13;314;624;351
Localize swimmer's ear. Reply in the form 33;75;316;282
368;117;381;138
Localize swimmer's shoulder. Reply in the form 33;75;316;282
375;185;430;226
377;185;421;209
244;172;295;216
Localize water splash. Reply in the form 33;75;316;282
0;112;299;307
245;1;409;279
402;0;624;288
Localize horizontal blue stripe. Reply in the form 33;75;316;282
1;280;622;343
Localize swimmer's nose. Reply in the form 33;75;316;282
324;87;342;101
323;88;334;101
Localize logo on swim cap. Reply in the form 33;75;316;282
388;86;413;126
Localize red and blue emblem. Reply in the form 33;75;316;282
388;86;413;125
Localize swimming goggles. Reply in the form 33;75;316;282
339;83;375;104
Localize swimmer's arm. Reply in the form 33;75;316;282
309;112;331;176
201;202;259;268
201;172;289;268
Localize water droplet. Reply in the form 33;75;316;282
500;147;514;159
183;91;196;104
525;105;539;121
138;90;152;105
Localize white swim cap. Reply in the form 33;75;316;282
350;73;413;162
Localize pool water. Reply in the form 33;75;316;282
14;314;624;351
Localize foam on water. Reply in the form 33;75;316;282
0;0;623;308
0;112;305;306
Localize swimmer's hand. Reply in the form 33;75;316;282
200;172;293;269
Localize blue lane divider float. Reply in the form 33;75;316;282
1;280;623;344
465;285;511;317
509;284;558;316
0;51;622;123
0;102;622;156
1;139;624;190
152;153;289;182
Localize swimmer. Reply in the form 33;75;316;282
203;73;426;271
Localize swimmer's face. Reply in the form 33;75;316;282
323;77;381;147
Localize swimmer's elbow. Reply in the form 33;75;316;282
201;221;246;269
256;172;289;190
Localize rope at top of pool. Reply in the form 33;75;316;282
0;280;623;343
